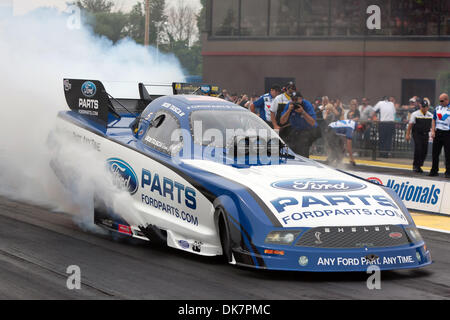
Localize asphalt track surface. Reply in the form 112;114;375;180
0;195;449;300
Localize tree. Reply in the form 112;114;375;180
75;0;114;13
75;0;128;43
93;11;129;43
73;0;204;75
165;0;197;47
161;0;202;75
123;0;167;46
148;0;167;45
196;0;206;34
126;2;146;44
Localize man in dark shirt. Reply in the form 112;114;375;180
279;92;317;158
405;99;433;173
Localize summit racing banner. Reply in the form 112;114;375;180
349;170;449;215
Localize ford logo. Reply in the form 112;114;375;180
106;158;138;195
81;81;97;98
271;179;367;192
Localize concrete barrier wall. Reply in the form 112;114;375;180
349;170;450;216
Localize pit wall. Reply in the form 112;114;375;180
348;171;450;216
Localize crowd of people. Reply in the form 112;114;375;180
218;84;450;178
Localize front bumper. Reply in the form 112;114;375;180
234;242;432;272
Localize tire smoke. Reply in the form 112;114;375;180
0;8;185;230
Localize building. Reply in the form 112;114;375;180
201;0;450;105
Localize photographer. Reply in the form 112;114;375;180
279;92;317;158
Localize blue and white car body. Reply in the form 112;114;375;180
51;79;432;272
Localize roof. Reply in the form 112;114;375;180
141;94;245;121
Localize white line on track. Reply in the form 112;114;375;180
417;226;450;235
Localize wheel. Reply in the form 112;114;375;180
217;207;233;263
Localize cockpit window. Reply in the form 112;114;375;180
144;111;181;154
190;109;275;148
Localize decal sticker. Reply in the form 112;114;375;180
389;232;403;239
271;179;367;192
315;255;415;267
106;158;139;195
118;224;132;235
178;240;189;249
64;79;72;91
192;241;203;253
367;177;383;185
81;81;97;97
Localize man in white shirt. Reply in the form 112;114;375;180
372;97;396;158
270;82;295;141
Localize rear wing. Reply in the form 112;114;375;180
63;79;156;125
63;79;221;125
172;83;221;96
63;79;113;124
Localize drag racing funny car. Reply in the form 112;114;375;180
50;78;432;272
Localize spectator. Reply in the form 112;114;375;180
319;96;330;111
279;91;317;158
429;93;450;178
230;93;239;104
359;98;374;121
244;94;259;109
237;94;249;108
313;97;324;126
372;96;396;158
405;99;433;173
359;98;375;156
270;82;296;140
250;84;281;128
394;103;403;122
323;100;343;124
221;89;232;101
347;99;360;121
424;97;433;112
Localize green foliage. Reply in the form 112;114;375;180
93;11;129;43
162;39;202;75
196;0;207;33
127;2;146;44
75;0;114;13
75;0;204;76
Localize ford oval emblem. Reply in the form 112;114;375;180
271;179;367;192
106;158;138;195
81;81;97;98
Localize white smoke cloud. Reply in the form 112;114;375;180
0;7;185;230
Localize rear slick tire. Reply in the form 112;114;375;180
217;207;232;263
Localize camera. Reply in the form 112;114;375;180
292;101;304;110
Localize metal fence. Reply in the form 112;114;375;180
312;121;433;161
